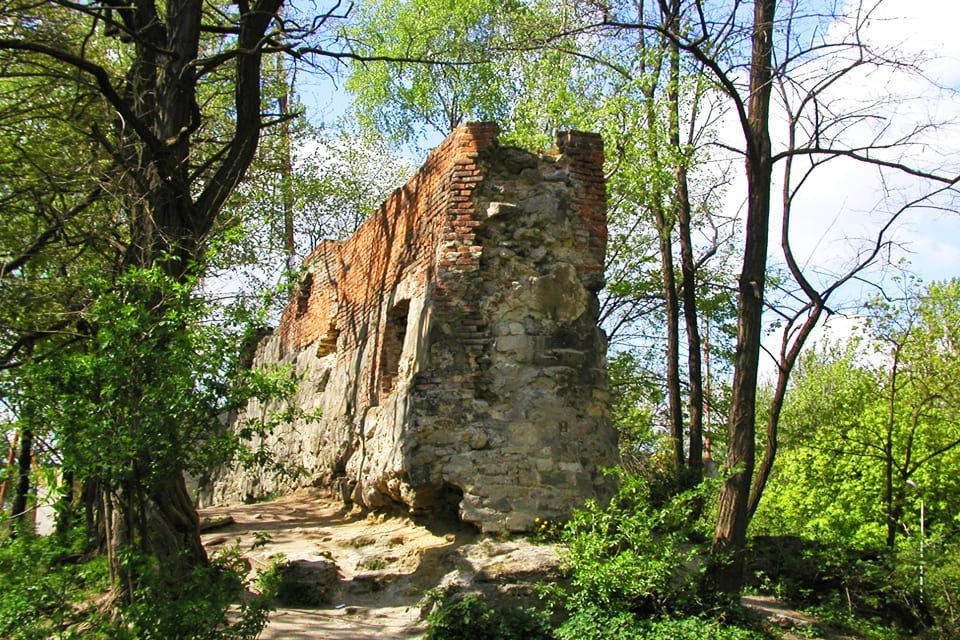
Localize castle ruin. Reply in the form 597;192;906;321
204;123;619;532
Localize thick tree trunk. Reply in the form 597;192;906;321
83;479;104;553
712;0;776;593
0;0;280;603
146;470;207;568
104;470;206;603
94;0;279;602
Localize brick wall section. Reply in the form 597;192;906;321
556;131;607;282
278;123;604;358
278;123;501;360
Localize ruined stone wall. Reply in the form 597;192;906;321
203;123;618;532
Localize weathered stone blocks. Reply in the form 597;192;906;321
202;123;619;532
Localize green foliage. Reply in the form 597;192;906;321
553;605;638;640
746;536;862;604
222;121;413;292
744;533;960;638
751;342;885;546
557;607;765;640
290;128;413;243
746;537;925;637
845;534;960;639
755;279;960;551
345;0;526;144
784;556;917;640
608;351;661;456
112;548;271;640
919;537;960;637
13;265;302;495
422;589;552;640
637;616;765;640
0;531;109;639
0;531;273;640
2;263;302;626
751;280;960;640
558;472;714;618
19;269;213;484
530;516;565;544
549;472;771;639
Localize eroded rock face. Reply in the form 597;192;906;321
202;123;618;532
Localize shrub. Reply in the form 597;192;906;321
422;589;552;640
890;535;960;639
745;534;960;637
558;471;716;618
0;531;272;640
551;472;773;639
925;539;960;638
556;606;765;640
0;532;109;640
745;535;876;604
635;616;766;640
115;548;271;640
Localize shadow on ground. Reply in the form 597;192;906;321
199;490;560;639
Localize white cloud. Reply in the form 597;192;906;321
854;0;960;87
760;1;960;288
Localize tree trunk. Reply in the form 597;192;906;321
678;210;704;475
664;0;705;475
886;488;903;549
0;431;19;511
55;470;76;539
658;221;684;471
640;32;684;472
748;308;823;518
884;347;901;548
146;470;207;569
10;427;33;536
712;0;776;593
93;0;280;601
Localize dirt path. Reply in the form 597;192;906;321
200;492;843;640
199;490;561;639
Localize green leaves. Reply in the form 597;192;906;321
755;278;960;549
0;532;111;639
344;0;525;144
561;472;714;617
423;591;552;640
14;265;300;491
551;472;770;638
